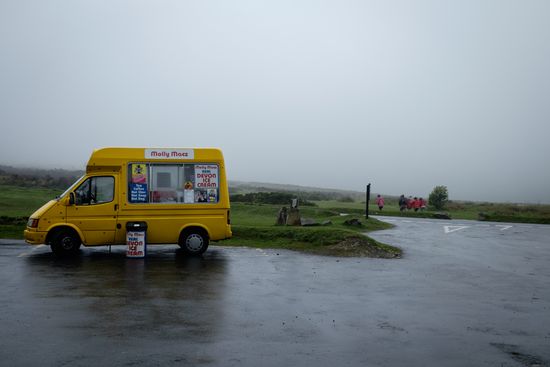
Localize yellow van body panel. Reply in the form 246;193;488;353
23;229;46;244
25;147;232;249
24;199;67;244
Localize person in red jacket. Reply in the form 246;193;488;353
413;197;421;212
407;196;414;210
376;194;385;211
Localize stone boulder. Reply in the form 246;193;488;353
286;207;301;226
433;212;451;220
343;218;363;227
478;212;489;221
275;207;288;226
300;218;319;226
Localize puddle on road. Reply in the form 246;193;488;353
491;343;548;367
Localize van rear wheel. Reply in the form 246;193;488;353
50;229;81;256
179;229;209;256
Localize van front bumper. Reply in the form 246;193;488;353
24;229;47;245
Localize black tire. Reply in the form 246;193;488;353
179;229;209;256
50;229;81;256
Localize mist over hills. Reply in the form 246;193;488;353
0;165;371;200
1;165;549;207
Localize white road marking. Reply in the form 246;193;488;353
17;244;46;258
375;219;520;234
255;248;270;256
444;225;470;234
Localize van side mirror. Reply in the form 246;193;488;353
69;192;75;205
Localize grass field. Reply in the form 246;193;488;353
0;185;62;217
225;203;399;257
0;185;63;239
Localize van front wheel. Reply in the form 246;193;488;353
179;229;209;256
50;229;81;256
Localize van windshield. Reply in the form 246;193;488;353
57;175;84;200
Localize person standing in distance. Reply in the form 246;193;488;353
376;194;385;211
399;195;407;212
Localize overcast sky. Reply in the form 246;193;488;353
1;0;549;203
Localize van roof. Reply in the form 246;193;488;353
87;147;224;173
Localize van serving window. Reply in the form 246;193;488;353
128;163;219;204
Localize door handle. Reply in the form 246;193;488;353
114;204;118;211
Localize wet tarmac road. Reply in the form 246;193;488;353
1;217;549;367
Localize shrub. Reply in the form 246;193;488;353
429;185;449;210
337;196;355;203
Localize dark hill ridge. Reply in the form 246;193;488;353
229;180;363;195
0;165;84;178
0;165;83;190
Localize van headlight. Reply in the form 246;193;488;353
27;218;39;228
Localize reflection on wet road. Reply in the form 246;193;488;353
1;218;550;367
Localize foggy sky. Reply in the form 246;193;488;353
1;0;549;203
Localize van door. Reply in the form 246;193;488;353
66;175;118;245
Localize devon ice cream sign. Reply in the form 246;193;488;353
195;165;219;189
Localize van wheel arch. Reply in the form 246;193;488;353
178;227;209;256
47;227;82;256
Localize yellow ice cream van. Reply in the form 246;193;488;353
24;147;232;256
